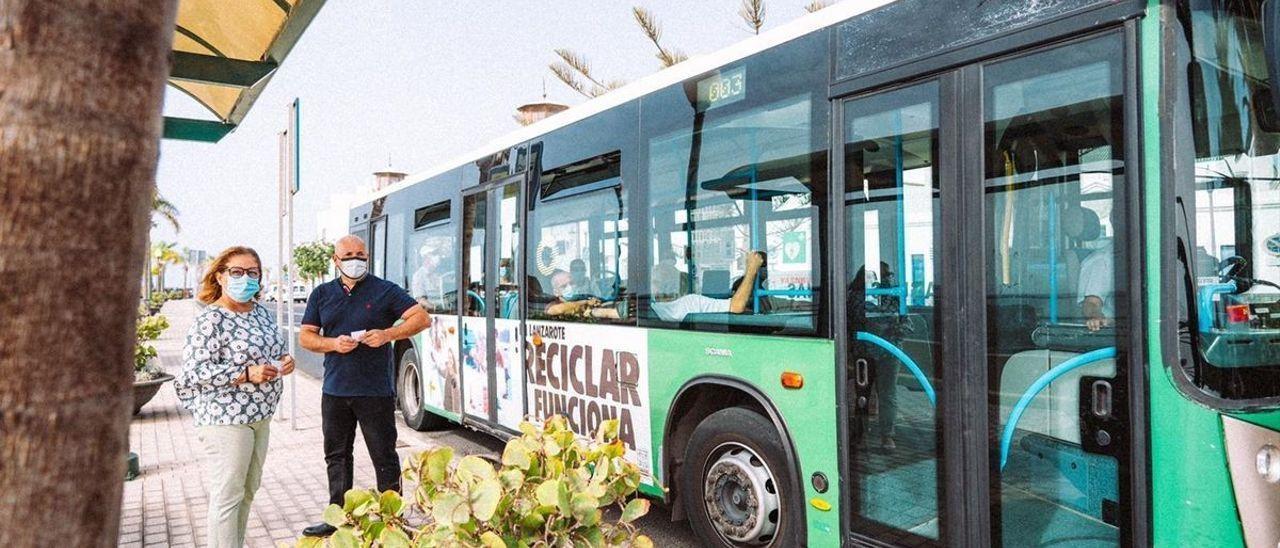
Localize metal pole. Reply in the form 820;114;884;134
276;130;288;424
288;99;299;430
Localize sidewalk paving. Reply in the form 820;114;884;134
119;300;442;548
119;299;699;548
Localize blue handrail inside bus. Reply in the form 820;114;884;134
1197;281;1236;333
1048;192;1059;323
893;131;907;317
756;289;813;298
467;290;485;314
854;331;936;406
998;346;1117;470
865;286;907;297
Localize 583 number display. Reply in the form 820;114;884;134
697;66;746;111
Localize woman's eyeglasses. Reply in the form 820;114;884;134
224;267;262;279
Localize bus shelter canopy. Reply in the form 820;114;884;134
163;0;326;142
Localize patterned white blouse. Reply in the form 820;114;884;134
175;303;285;426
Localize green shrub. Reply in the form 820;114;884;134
299;416;653;547
134;314;170;380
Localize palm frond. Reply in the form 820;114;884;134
633;6;664;46
738;0;766;34
550;62;593;99
554;48;612;90
151;191;180;232
804;1;829;13
633;6;687;68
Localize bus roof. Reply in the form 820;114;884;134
355;0;894;208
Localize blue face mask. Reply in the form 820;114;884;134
225;275;260;303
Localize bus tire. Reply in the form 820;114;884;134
680;407;801;548
397;347;449;431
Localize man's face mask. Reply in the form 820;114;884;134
338;257;368;280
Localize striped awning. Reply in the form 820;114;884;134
164;0;327;142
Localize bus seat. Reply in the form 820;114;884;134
594;271;621;301
701;269;731;298
998;349;1115;445
500;292;519;319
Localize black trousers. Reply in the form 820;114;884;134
321;394;400;505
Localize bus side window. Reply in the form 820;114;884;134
527;152;633;325
641;92;824;334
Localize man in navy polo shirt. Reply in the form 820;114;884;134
298;235;430;538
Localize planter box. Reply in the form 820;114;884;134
132;373;174;415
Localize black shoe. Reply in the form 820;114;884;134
303;523;336;537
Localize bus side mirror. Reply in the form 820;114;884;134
1263;0;1280;131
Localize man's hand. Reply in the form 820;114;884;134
331;335;359;354
1085;317;1114;332
1080;296;1109;332
276;354;296;376
247;364;279;383
362;329;391;348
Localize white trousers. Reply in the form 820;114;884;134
197;418;270;548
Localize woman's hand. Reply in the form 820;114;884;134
276;354;296;376
246;364;280;384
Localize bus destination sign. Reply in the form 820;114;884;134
697;66;746;112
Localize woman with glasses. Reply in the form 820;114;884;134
175;246;295;548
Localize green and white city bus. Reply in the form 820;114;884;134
349;1;1280;545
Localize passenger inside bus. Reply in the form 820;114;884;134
651;250;766;322
541;250;767;322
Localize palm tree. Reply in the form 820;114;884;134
0;2;177;545
151;241;183;292
144;192;180;296
152;191;180;232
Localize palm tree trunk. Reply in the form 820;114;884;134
0;2;176;546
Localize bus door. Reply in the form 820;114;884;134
977;33;1133;547
459;177;526;431
839;79;946;546
837;31;1137;547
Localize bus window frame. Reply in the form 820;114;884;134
1162;0;1280;412
407;204;459;315
637;35;831;337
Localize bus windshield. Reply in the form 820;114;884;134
1180;0;1280;401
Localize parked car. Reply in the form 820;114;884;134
291;284;309;303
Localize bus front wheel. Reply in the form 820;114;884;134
680;407;801;547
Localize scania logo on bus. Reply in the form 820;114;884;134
705;347;734;358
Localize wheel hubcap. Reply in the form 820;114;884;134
703;443;780;545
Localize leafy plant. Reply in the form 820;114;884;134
134;314;169;381
294;240;336;286
298;416;653;547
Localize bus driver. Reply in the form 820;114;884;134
1064;207;1114;332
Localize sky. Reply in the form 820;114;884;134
153;0;833;288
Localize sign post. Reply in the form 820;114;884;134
277;99;301;429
